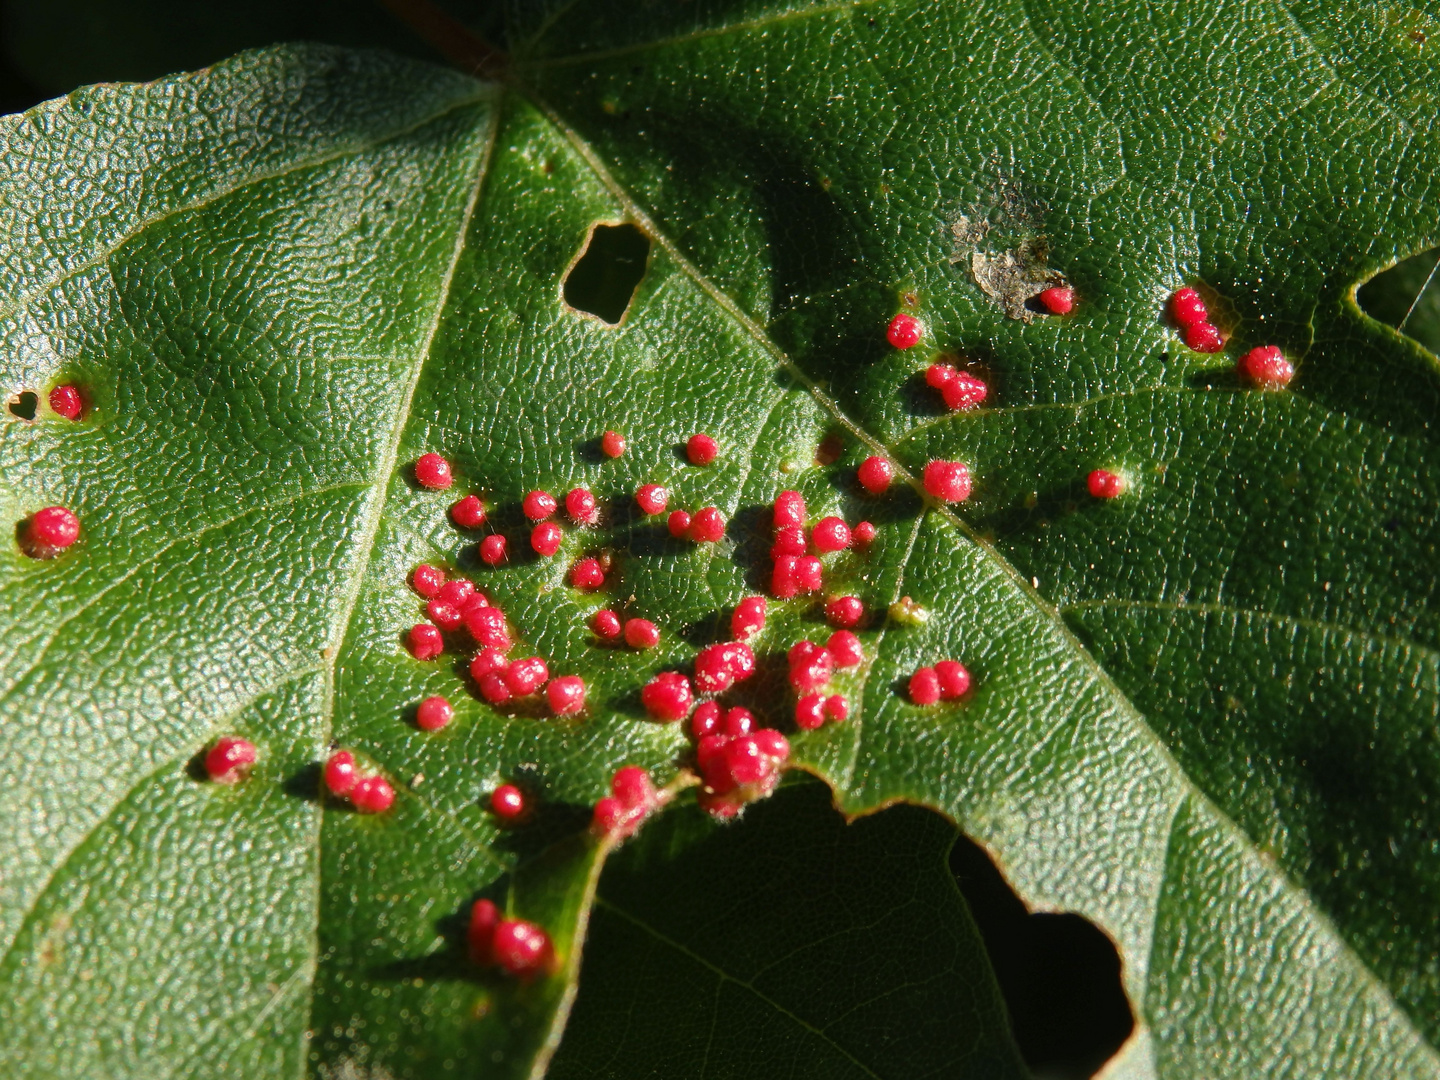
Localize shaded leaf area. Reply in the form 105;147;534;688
550;777;1026;1080
509;0;1440;1073
1359;245;1440;356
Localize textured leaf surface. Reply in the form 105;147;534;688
0;0;1438;1075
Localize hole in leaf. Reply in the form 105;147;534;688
564;222;649;324
8;391;37;420
1358;245;1440;355
951;833;1134;1078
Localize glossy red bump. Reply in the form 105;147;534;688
49;384;82;420
465;606;511;652
479;534;508;565
492;919;554;977
426;598;462;632
811;517;850;553
771;525;806;559
857;456;893;495
490;784;526;822
504;657;549;696
1169;287;1208;327
636;484;669;515
936;660;972;700
723;706;754;737
415;453;452;490
591;796;626;835
788;640;833;691
641;671;692;722
439;579;477;607
624;618;659;649
925;363;957;389
612;766;656;811
732;596;767;639
28;506;80;551
773;490;806;530
795;693;826;731
754;729;790;760
479;672;512;705
827;630;864;668
416;694;454;731
523;490;557;521
566;487;598;525
205;736;256;783
694;643;736;694
887;312;923;349
771;555;800;599
450;494;486;529
1087;469;1126;499
909;667;941;706
687;433;718;465
411;564;445;598
601;430;627;458
1183;321;1225;353
323;750;357;797
825;694;849;723
724;736;768;785
794;555;823;593
570;557;605;590
591;609;622;639
547;675;586;716
923;460;972;502
470;647;507;680
691;702;722;739
854;521;877;546
687;506;725;543
941;372;988;411
1239;345;1294;390
727;641;756;682
826;596;864;628
1037;286;1075;315
531;522;563;556
407;623;443;661
352;775;395;814
667;510;691;537
469;899;499;965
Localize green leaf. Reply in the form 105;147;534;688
551;777;1027;1080
1;0;1438;1074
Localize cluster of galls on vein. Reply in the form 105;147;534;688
32;290;1298;981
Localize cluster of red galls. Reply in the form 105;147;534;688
1169;287;1295;388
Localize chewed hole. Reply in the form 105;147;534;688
564;222;650;324
1358;245;1440;355
951;833;1134;1078
8;391;37;420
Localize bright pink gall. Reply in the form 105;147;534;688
773;490;806;530
1037;286;1075;315
414;453;452;490
827;630;864;667
691;701;722;739
687;433;718;465
753;729;790;760
687;507;725;543
412;563;445;598
923;460;972;502
641;671;692;721
491;784;526;822
470;648;507;680
942;372;988;411
49;384;82;420
811;517;851;553
935;660;971;699
724;736;768;785
547;675;586;715
694;643;736;694
772;555;800;599
570;557;605;590
591;609;622;639
788;640;833;691
469;899;499;965
523;490;557;521
1169;287;1208;327
204;736;256;784
887;312;923;349
1087;470;1126;499
492;920;555;977
439;579;477;607
771;525;807;559
323;750;357;797
416;694;454;731
857;456;893;495
732;596;767;639
479;671;512;704
407;623;443;661
825;695;849;723
601;430;627;458
479;535;508;565
853;521;877;546
635;484;669;515
696;735;735;792
909;667;941;706
426;598;463;632
504;657;549;696
591;796;626;835
794;556;823;593
1183;321;1225;353
925;363;957;389
727;642;756;682
624;618;659;649
723;706;755;737
451;495;486;529
1239;345;1294;390
795;693;826;730
530;522;562;557
28;506;80;551
667;510;691;537
352;775;395;814
825;596;863;628
566;487;598;525
465;606;511;651
612;766;656;811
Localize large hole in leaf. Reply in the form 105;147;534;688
563;222;650;324
951;834;1135;1078
1358;245;1440;355
7;391;37;420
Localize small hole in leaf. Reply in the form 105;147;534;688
564;223;650;324
8;391;37;420
951;833;1134;1078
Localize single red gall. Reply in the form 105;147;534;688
491;920;555;977
1169;287;1208;327
416;695;454;731
887;312;923;349
668;510;692;537
450;495;486;529
27;506;81;552
601;430;627;458
1239;345;1294;390
49;384;82;420
923;460;972;502
1183;321;1225;353
941;372;988;411
407;623;444;661
1037;286;1075;315
794;555;823;593
352;775;396;814
204;736;257;784
479;671;512;704
1087;470;1126;499
414;453;452;490
827;630;864;667
788;640;833;691
732;596;767;639
324;750;358;797
523;490;557;521
909;667;941;705
853;521;877;546
825;694;849;723
479;535;508;565
570;557;605;590
592;609;622;639
470;647;507;680
687;433;719;465
469;899;499;965
547;675;586;715
641;671;692;721
412;563;445;598
566;487;598;525
811;516;850;552
504;657;549;696
857;456;893;495
935;660;972;699
531;522;563;557
624;618;659;649
687;506;725;543
490;784;526;822
635;484;669;515
773;490;806;529
438;579;476;607
426;598;463;632
771;525;807;559
465;606;511;652
825;596;864;628
692;702;722;738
